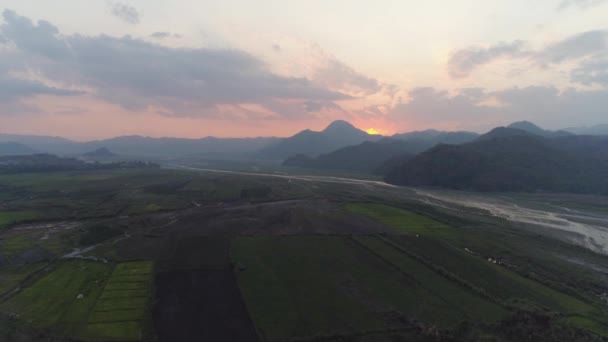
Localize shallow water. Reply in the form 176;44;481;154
413;189;608;255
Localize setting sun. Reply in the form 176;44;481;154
366;128;381;135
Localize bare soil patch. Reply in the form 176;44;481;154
153;269;259;342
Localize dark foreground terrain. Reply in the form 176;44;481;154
0;168;607;341
154;269;258;342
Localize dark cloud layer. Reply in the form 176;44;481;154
448;41;529;79
390;86;608;129
110;2;140;25
448;30;608;86
2;8;606;131
0;10;350;117
538;30;608;64
0;77;82;101
571;56;608;85
149;31;181;39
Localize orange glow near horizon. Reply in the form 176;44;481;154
365;128;381;135
0;95;474;140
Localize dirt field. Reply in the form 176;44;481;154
153;234;258;341
153;270;259;342
169;236;230;270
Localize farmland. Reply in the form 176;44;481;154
231;235;506;341
0;168;607;341
83;261;153;341
0;260;111;334
0;260;153;341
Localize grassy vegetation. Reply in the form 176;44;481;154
0;224;78;263
386;235;594;314
0;170;296;229
232;236;511;341
0;260;153;341
0;262;47;295
0;170;193;223
0;235;36;257
83;321;142;341
0;260;111;335
353;236;508;322
346;201;608;299
0;211;39;229
82;261;153;341
346;202;608;337
232;236;386;341
345;202;452;237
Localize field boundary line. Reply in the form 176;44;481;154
0;261;51;303
76;261;116;335
347;235;419;286
375;235;506;307
350;235;472;318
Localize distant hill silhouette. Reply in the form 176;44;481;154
0;134;77;154
385;129;608;194
0;142;35;156
257;120;381;160
283;139;415;174
476;127;534;141
507;121;572;137
565;124;608;136
392;129;479;144
0;134;278;158
77;136;279;158
83;147;117;158
282;129;478;174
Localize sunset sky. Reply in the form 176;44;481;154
1;0;607;140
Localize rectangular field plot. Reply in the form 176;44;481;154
385;235;595;314
0;260;112;334
231;236;505;342
0;260;153;341
153;270;259;342
83;261;153;341
345;203;452;237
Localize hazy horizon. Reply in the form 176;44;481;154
1;0;608;140
0;118;604;143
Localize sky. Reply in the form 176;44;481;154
0;0;607;140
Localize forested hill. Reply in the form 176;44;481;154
385;132;608;194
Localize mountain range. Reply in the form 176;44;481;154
0;120;377;159
283;140;415;174
385;124;608;194
283;129;479;174
3;120;608;195
256;120;381;160
565;124;608;136
2;120;606;161
0;142;36;156
506;121;572;137
0;134;278;158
